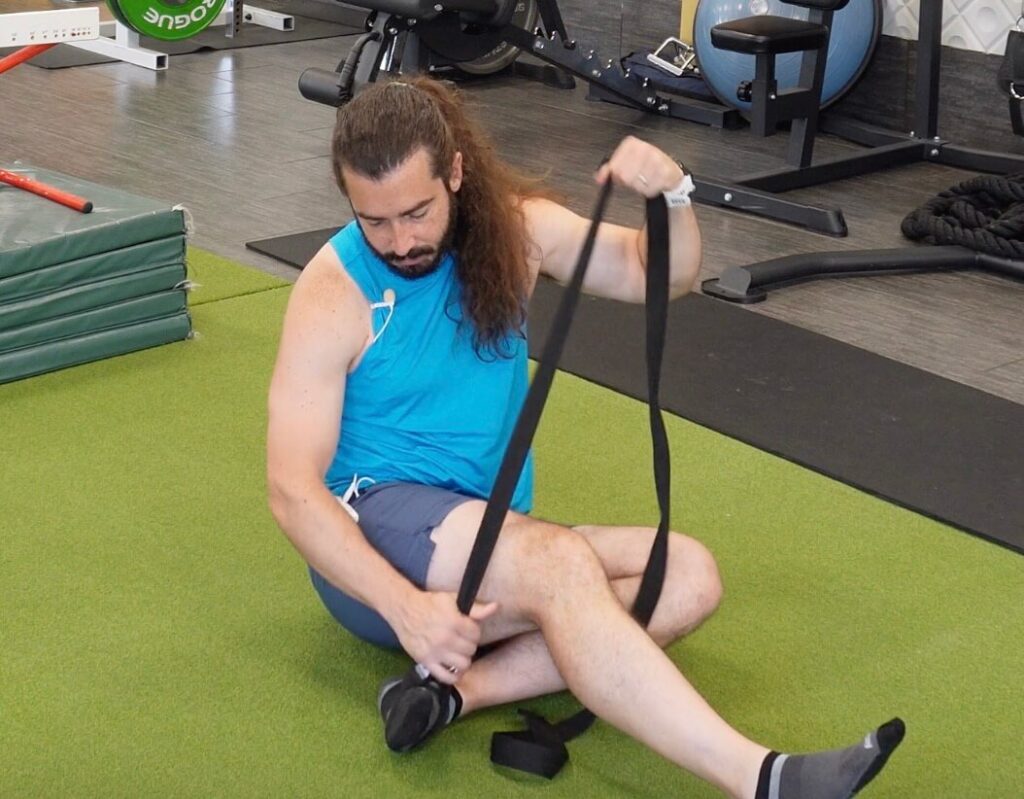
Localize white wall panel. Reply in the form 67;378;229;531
883;0;1021;53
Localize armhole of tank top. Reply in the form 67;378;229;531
329;236;375;376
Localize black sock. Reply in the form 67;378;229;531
755;751;782;799
755;718;905;799
447;684;463;724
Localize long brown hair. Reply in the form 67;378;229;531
331;76;554;356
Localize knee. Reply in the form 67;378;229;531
667;534;723;634
503;521;606;612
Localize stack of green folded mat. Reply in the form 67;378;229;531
0;165;193;384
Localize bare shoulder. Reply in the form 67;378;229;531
276;243;370;377
268;243;369;485
294;243;362;312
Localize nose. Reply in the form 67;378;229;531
391;221;417;258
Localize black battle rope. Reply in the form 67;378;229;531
387;181;673;780
901;173;1024;260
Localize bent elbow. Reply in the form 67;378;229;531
267;471;309;526
267;477;292;526
670;256;702;300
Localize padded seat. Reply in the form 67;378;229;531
711;16;828;55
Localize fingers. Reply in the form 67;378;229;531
427;652;472;684
594;135;680;197
411;594;498;684
427;662;459;685
468;600;499;622
452;600;496;644
423;619;481;684
447;630;478;658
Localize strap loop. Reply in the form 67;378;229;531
484;189;673;779
385;178;674;780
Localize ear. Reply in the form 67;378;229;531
448;151;464;193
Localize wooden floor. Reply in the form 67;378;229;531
2;10;1023;403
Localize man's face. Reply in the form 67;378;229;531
343;147;462;277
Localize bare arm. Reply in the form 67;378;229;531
266;246;491;680
266;245;416;622
526;136;701;304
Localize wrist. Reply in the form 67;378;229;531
663;160;694;208
378;580;421;629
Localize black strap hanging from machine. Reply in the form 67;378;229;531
390;179;674;780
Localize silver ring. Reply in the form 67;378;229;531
446;664;459;674
637;173;649;185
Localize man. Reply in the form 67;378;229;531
267;77;903;799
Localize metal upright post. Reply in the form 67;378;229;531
225;0;244;38
915;0;941;139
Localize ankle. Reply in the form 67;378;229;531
698;742;770;799
453;680;477;716
742;746;772;799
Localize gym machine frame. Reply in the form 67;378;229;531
702;0;1024;302
303;0;743;129
300;0;861;234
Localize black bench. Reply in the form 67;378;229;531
710;0;849;168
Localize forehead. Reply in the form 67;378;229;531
344;148;441;213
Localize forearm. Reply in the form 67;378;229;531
270;481;417;623
637;203;702;299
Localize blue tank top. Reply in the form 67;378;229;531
324;222;533;513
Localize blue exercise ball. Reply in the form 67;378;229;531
693;0;882;111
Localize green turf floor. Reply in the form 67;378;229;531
2;250;1022;797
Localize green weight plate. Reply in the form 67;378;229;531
105;0;133;29
106;0;228;41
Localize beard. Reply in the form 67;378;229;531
362;191;459;280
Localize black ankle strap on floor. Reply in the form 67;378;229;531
490;708;597;779
385;181;673;779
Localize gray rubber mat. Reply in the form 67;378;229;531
244;226;1024;553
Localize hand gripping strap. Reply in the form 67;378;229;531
385;185;673;779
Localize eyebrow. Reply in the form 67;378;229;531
356;197;433;223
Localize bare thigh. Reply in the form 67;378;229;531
426;500;721;646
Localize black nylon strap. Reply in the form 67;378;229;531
455;179;618;614
490;710;573;779
486;191;673;779
632;195;671;628
458;187;670;617
393;183;673;779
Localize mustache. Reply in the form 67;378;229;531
386;246;435;262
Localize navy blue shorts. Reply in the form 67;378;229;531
309;481;476;650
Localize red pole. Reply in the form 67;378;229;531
0;44;58;76
0;169;94;214
1;45;94;214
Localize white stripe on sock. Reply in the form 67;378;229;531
769;754;789;799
